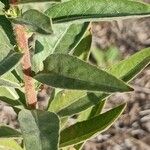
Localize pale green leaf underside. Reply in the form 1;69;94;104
60;104;126;147
18;109;60;150
35;54;132;92
45;0;150;23
0;139;23;150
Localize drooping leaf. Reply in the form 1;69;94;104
60;103;126;147
35;54;132;92
0;139;23;150
14;9;53;34
45;0;150;23
18;109;60;150
12;0;60;4
0;126;21;138
54;23;89;54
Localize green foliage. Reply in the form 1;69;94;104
0;0;150;150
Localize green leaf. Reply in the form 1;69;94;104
45;0;150;23
0;1;4;15
18;109;60;150
15;0;60;3
56;92;106;117
32;24;69;72
15;9;53;34
54;23;89;54
0;51;23;76
0;126;21;138
107;47;150;82
55;47;150;117
0;96;21;106
60;103;126;147
0;139;23;150
73;33;92;61
0;16;16;46
34;54;132;92
49;90;87;113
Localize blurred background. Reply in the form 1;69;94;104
0;0;150;150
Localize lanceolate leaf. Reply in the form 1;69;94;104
45;0;150;23
18;109;60;150
0;126;21;138
13;0;60;4
53;48;150;117
60;104;126;147
15;9;53;34
0;139;23;150
35;54;132;92
0;52;23;76
107;47;150;82
54;23;89;54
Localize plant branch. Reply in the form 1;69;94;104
14;24;37;108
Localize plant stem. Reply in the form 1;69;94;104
14;24;37;109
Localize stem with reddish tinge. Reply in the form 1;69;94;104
14;24;37;108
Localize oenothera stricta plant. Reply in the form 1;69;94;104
0;0;150;150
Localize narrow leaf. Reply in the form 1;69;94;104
0;52;23;76
0;96;20;106
56;48;150;117
60;103;126;147
0;139;23;150
0;126;21;138
35;54;132;92
107;47;150;81
45;0;150;23
15;9;53;34
54;23;89;54
18;109;60;150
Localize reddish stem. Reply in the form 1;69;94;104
14;24;37;108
